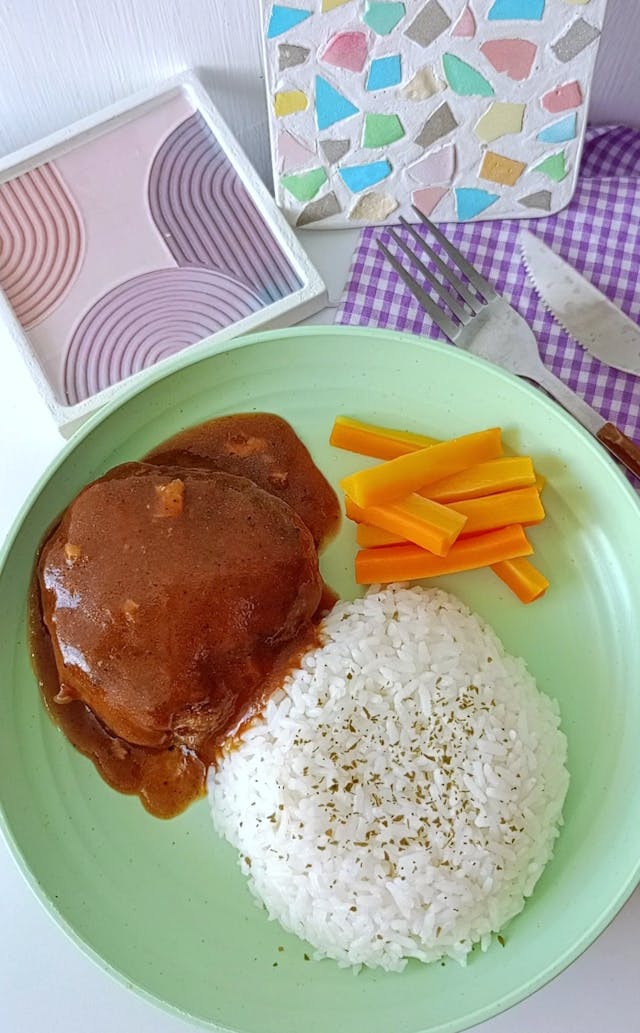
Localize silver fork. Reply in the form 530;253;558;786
379;210;640;480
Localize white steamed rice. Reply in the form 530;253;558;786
208;584;569;971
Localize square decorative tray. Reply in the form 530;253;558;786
0;72;326;433
262;0;608;228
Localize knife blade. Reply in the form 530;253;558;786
520;229;640;376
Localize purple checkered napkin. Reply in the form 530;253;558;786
335;126;640;463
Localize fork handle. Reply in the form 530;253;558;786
533;365;640;480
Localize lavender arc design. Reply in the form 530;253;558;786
64;266;263;405
148;112;301;303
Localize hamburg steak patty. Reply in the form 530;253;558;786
38;462;323;751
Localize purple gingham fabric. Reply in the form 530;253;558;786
335;126;640;450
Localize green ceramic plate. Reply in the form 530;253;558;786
2;327;640;1033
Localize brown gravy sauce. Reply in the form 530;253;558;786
29;414;339;819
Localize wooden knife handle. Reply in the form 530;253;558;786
597;422;640;480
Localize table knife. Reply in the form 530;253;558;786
520;230;640;376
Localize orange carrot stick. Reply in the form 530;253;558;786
330;416;438;461
357;494;467;556
355;525;533;585
341;428;503;508
423;456;535;503
451;486;545;536
356;524;405;548
344;497;368;523
492;556;550;603
354;486;544;544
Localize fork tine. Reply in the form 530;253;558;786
398;218;484;315
377;242;460;342
411;207;499;302
387;228;473;325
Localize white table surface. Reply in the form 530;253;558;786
2;0;640;1025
